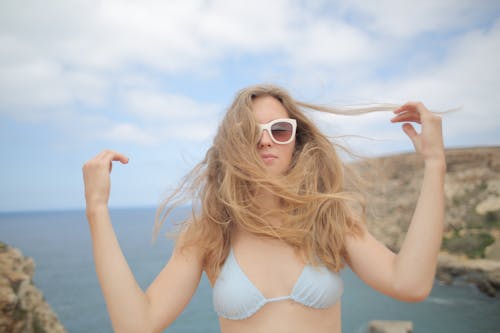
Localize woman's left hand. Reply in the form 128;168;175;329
391;101;445;165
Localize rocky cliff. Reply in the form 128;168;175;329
0;241;67;333
355;146;500;296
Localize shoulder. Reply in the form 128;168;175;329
172;223;206;266
175;217;230;283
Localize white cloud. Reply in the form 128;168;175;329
339;0;500;38
0;0;297;124
101;123;157;145
122;90;219;121
0;56;109;121
286;20;376;69
0;0;295;73
0;0;498;149
328;19;500;147
197;0;294;51
0;50;63;101
167;122;219;141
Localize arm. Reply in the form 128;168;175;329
83;150;203;333
346;102;445;302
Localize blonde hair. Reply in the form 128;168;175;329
155;84;398;280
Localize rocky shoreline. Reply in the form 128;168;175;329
0;241;66;333
436;252;500;297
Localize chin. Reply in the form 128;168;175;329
268;168;287;177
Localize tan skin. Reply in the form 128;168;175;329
83;96;445;333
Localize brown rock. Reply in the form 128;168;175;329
368;320;413;333
485;241;500;261
476;280;497;297
485;266;500;288
0;241;67;333
436;252;500;297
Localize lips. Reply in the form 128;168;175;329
261;153;277;164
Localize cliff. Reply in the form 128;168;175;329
355;146;500;296
0;241;67;333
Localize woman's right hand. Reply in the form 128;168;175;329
82;150;129;211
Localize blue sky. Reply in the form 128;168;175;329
1;0;499;212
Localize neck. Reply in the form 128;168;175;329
258;189;281;210
255;188;286;227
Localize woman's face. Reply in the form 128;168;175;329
252;96;296;176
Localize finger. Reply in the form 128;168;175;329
393;103;416;114
96;150;129;173
402;123;419;143
394;101;429;116
109;153;129;172
99;149;130;164
112;153;129;164
395;101;421;110
391;112;421;124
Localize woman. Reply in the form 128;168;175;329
83;84;445;333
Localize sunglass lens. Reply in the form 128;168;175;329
271;121;293;142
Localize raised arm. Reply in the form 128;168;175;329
83;150;203;333
346;102;446;302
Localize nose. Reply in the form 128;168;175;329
258;129;273;148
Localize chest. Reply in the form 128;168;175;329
230;232;305;298
212;230;344;320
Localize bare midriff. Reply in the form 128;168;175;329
219;301;341;333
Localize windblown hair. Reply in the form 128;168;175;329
155;84;398;280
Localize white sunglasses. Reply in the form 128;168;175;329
258;118;297;144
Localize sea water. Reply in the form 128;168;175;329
1;208;499;333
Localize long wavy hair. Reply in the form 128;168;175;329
155;84;398;280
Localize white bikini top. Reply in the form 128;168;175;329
213;248;343;320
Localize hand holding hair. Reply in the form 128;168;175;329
391;101;445;166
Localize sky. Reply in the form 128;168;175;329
1;0;499;212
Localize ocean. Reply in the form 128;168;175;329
1;207;499;333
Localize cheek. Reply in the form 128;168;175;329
284;143;296;164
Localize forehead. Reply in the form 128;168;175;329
251;95;289;124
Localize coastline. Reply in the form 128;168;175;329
436;252;500;297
